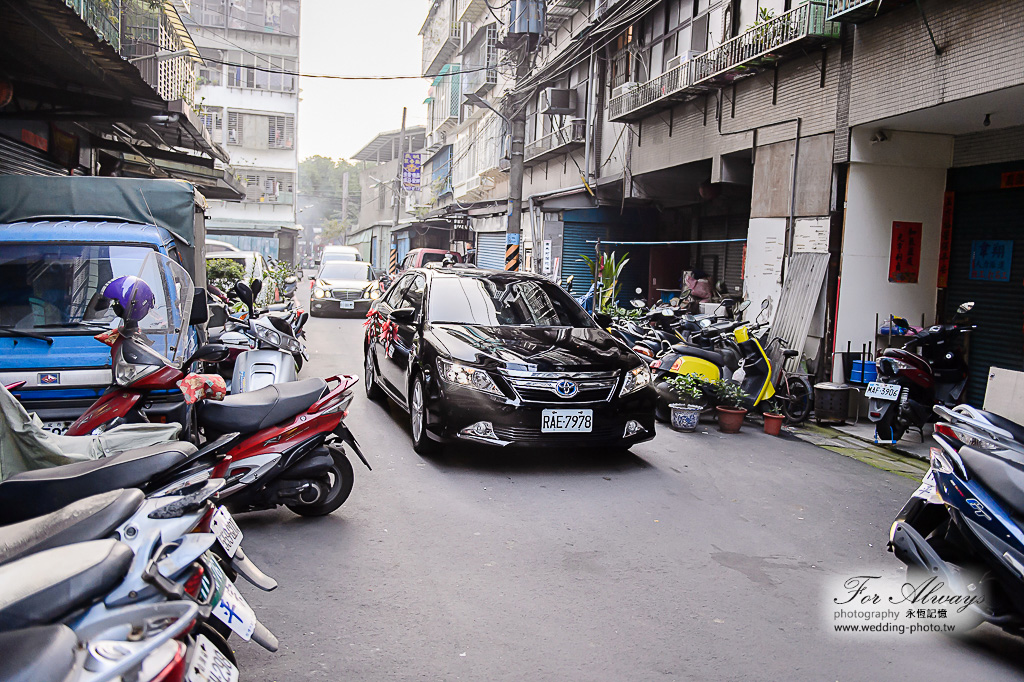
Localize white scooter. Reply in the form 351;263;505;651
223;279;307;392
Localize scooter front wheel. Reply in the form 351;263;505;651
287;447;354;517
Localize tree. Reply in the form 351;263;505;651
299;155;362;227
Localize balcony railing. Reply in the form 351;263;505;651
421;1;462;77
66;0;121;49
524;120;585;164
608;1;839;123
608;60;695;122
827;0;914;23
691;1;839;84
456;0;487;23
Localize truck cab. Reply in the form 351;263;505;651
0;177;209;432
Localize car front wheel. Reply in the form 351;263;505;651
410;374;439;455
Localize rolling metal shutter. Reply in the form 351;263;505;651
944;177;1024;406
0;135;68;176
561;222;605;295
696;214;748;298
476;232;506;270
397;234;410;263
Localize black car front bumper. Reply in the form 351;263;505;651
310;297;373;316
425;383;657;448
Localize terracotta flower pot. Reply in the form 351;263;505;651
716;406;747;433
763;412;785;436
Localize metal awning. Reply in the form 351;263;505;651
351;126;427;162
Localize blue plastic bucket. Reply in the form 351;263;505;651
850;360;863;383
863;361;878;383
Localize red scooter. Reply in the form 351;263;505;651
67;252;369;517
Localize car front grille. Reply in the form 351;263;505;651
330;289;362;301
493;421;625;443
502;371;619;404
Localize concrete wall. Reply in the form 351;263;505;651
833;129;953;371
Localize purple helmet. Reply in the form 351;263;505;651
103;276;155;322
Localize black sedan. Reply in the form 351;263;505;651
363;266;656;454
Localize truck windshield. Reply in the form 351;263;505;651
0;243;157;331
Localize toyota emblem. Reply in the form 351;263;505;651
555;379;579;398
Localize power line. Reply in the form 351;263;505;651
202;56;499;80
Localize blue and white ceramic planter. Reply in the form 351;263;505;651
670;403;702;432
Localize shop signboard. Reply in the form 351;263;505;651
402;153;421;191
969;239;1013;282
888;221;922;283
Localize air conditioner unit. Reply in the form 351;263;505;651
569;118;586;142
540;88;578;116
612;82;637;100
680;49;703;62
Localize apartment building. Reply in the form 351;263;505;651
185;0;302;263
416;0;1024;401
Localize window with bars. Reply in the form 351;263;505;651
242;171;295;203
226;0;299;34
200;107;223;140
225;51;297;92
267;115;295;149
194;0;227;27
227;111;241;145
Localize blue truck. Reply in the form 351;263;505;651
0;176;210;432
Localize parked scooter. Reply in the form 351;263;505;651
889;403;1024;635
868;302;975;445
64;252;369;517
225;279;308;390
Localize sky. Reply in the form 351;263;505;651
297;0;429;163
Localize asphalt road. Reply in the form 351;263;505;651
235;284;1024;681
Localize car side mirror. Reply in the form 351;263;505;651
390;307;415;322
594;312;613;328
189;288;210;325
185;343;230;367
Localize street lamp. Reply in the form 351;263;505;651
464;93;509;124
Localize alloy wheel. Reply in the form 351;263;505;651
411;380;424;440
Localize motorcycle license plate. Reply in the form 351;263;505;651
207;557;257;641
338;300;355;309
187;635;239;682
865;382;900;401
541;409;593;433
210;506;243;557
41;420;73;435
912;469;937;501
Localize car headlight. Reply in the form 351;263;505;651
113;347;161;387
437;359;503;396
314;288;327;299
619;364;652;397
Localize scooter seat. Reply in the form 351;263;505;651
198;378;328;435
0;443;195;524
974;409;1024;446
0;539;133;631
668;345;727;367
959;446;1024;515
0;489;144;565
0;624;79;682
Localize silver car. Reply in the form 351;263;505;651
310;260;383;317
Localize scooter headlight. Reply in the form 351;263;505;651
113;346;161;387
620;364;652;397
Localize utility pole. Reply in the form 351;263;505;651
341;170;350;232
505;38;531;272
391;107;407;275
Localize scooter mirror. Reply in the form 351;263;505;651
735;300;751;314
565;274;575;292
251;279;263;298
669;297;680;306
296;311;310;329
234;281;253;307
661;309;674;318
760;299;770;310
957;301;975;314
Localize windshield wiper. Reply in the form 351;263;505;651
0;326;54;344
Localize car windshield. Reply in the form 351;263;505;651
427;276;595;328
420;252;449;265
0;243;157;331
320;262;371;280
323;252;357;262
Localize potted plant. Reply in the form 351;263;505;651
761;398;785;436
707;379;748;433
666;373;707;432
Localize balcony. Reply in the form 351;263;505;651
691;1;839;85
827;0;915;23
421;1;462;77
608;60;700;123
524;120;585;165
607;1;839;123
456;0;488;23
65;0;121;49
